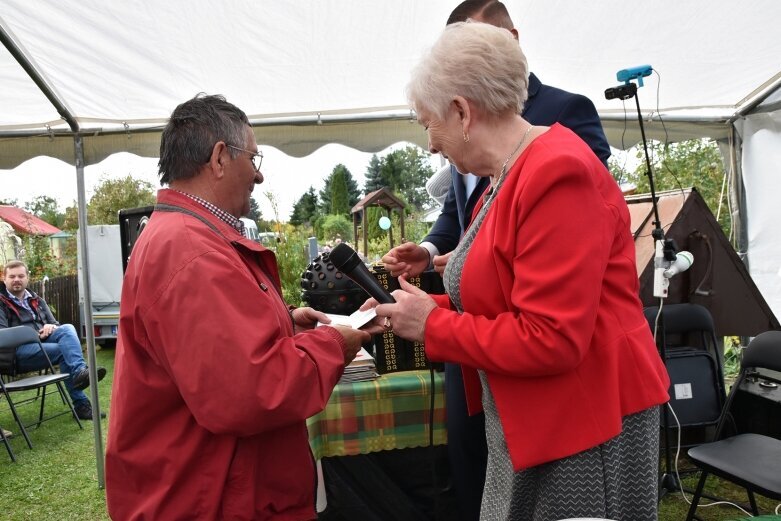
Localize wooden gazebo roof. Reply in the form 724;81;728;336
351;187;406;213
350;187;406;258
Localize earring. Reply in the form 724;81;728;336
463;131;470;143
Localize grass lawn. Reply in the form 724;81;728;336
0;347;113;521
657;461;780;520
1;347;779;520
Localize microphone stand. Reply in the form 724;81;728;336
606;76;680;499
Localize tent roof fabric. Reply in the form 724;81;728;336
2;0;780;167
0;206;61;235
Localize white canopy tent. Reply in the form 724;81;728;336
2;0;781;485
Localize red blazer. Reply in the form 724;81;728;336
425;124;669;470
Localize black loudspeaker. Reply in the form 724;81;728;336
118;206;155;272
664;349;723;428
301;259;445;374
300;252;368;316
731;368;781;440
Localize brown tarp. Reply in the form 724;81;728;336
628;188;779;336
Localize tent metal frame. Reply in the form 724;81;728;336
1;23;105;487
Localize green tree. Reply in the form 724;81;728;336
363;154;385;193
61;204;79;231
88;174;156;225
19;234;76;278
289;187;319;229
364;146;435;211
615;139;729;233
330;169;350;215
389;146;436;210
247;196;262;224
24;195;63;228
320;214;352;243
319;164;360;216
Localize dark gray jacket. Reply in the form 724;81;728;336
0;282;59;331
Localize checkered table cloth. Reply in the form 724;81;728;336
307;369;447;459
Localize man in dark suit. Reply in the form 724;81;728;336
381;2;611;520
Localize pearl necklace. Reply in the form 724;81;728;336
485;124;534;201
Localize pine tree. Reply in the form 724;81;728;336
329;168;350;215
363;154;386;194
289;187;319;226
319;164;360;217
247;196;262;223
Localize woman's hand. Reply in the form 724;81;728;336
374;277;438;343
356;298;390;335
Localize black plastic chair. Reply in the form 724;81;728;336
644;303;727;430
685;330;781;520
0;326;83;451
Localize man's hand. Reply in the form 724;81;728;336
290;307;329;333
432;252;452;275
330;325;371;365
39;324;57;340
381;242;430;278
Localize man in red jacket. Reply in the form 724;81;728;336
106;94;375;520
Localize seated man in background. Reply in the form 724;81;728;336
0;260;106;420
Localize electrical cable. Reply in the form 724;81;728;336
653;298;665;342
725;128;737;244
614;98;631;187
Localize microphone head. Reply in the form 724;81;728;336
663;251;693;278
329;242;362;272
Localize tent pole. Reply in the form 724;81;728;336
0;23;78;130
74;134;105;488
2;20;105;488
734;73;781;118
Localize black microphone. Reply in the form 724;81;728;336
329;243;396;304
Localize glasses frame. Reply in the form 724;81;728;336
227;144;263;172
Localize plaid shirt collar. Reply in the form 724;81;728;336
176;191;246;236
5;288;34;316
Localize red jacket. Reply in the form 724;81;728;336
425;125;669;470
106;190;345;520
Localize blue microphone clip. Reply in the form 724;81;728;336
616;65;653;87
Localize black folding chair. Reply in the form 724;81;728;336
0;423;14;462
685;330;781;520
644;303;727;432
0;326;83;451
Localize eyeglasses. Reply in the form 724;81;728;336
227;144;263;172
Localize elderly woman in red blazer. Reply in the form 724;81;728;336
372;21;669;521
